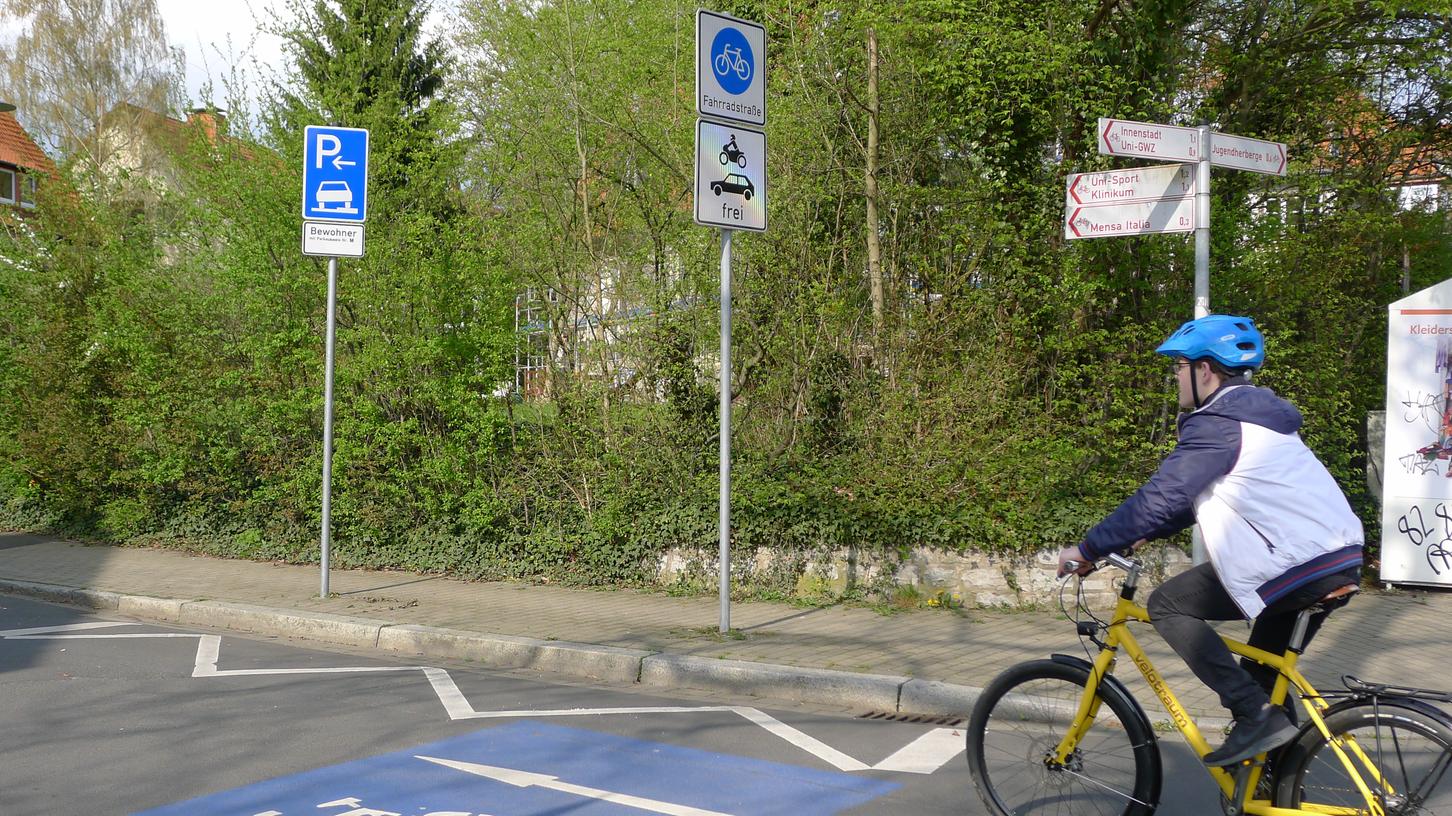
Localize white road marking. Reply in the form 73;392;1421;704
870;727;965;773
10;633;209;639
416;755;736;816
729;706;870;771
0;621;130;637
4;626;950;774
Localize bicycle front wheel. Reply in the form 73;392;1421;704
1275;700;1452;814
966;659;1160;816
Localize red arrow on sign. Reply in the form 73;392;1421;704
1069;207;1084;237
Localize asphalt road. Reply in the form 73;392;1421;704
0;593;1228;815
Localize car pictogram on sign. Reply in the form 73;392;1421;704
711;173;755;200
314;180;358;214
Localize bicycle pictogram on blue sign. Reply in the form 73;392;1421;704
711;27;754;94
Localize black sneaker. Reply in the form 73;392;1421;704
1204;705;1298;767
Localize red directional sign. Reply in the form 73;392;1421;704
1210;132;1287;176
1065;198;1196;240
1098;118;1201;162
1066;164;1195;206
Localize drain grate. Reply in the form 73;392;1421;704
856;711;964;726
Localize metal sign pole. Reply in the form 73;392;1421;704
320;256;339;597
1191;125;1212;566
1194;125;1212;320
719;228;733;633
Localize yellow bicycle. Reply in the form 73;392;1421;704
965;553;1452;815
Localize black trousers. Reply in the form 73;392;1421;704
1146;562;1359;721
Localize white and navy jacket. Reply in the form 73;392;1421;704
1080;381;1363;617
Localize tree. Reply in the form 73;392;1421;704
0;0;180;180
273;0;454;213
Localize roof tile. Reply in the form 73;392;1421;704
0;112;57;174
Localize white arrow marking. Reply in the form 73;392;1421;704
331;156;356;170
871;727;964;773
416;755;736;816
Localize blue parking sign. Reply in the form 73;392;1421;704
303;125;370;223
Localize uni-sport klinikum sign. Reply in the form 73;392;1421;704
696;9;765;128
1064;164;1196;239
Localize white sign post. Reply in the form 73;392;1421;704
1381;282;1452;587
301;125;370;598
301;222;365;257
1090;117;1287;564
1065;198;1196;239
1209;131;1288;175
1064;164;1195;239
695;10;767;633
1098;119;1202;163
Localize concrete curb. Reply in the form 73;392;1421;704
640;653;907;712
0;578;122;610
177;600;387;650
0;577;985;715
900;678;981;717
377;624;650;685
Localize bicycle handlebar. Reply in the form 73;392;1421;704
1062;552;1142;578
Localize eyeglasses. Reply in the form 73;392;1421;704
1171;360;1191;374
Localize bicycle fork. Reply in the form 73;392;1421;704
1052;646;1119;765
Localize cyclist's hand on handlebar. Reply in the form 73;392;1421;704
1056;545;1094;578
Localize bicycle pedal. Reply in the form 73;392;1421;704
1222;759;1258;816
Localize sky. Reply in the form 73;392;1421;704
2;1;456;120
161;1;458;108
158;0;289;109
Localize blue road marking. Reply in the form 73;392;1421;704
136;721;898;815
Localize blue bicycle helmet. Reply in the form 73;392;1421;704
1156;314;1265;370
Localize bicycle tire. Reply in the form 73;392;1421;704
1274;699;1452;814
966;659;1161;816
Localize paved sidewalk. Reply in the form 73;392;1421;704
2;531;1449;726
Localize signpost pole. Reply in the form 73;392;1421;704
1191;125;1212;566
719;228;733;633
320;257;338;597
1194;125;1212;320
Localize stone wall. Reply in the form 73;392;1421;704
657;543;1195;608
654;412;1388;608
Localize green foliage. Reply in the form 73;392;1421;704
3;0;1450;592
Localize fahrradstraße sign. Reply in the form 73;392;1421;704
696;9;765;128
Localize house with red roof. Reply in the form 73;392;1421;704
0;107;57;213
95;104;248;202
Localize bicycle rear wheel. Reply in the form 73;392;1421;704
1274;699;1452;814
966;659;1160;816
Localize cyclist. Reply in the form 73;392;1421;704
1056;314;1364;767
